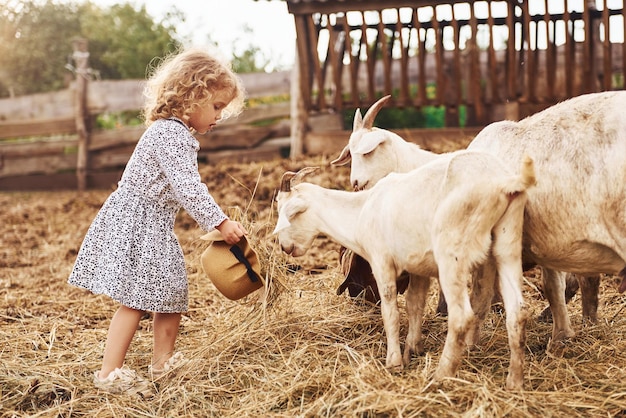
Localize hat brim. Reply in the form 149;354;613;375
200;230;224;241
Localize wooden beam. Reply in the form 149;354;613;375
287;0;432;15
0;118;76;140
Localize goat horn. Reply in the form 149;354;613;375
279;171;297;192
292;166;319;185
361;95;391;129
280;167;320;192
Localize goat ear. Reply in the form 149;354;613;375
353;131;385;155
353;109;363;131
362;95;391;129
272;213;291;234
272;197;306;234
331;145;351;166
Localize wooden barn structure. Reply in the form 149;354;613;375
284;0;626;156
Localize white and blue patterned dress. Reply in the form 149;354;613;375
68;118;227;313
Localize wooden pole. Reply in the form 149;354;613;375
290;42;306;158
72;38;89;191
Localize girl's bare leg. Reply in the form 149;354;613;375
152;312;182;369
98;305;144;379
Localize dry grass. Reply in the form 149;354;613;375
2;154;626;417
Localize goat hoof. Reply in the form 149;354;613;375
385;350;404;370
505;375;524;391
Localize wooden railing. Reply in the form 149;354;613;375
288;0;626;126
0;71;292;190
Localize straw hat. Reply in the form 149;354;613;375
200;230;264;300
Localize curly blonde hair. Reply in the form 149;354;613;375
142;47;245;127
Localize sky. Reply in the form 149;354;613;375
87;0;297;70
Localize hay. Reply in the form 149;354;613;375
2;155;626;417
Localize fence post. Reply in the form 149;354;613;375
289;44;305;158
72;38;90;191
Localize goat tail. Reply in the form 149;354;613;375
503;154;536;197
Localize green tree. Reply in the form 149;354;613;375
81;3;182;79
0;0;181;97
230;24;272;73
0;1;82;96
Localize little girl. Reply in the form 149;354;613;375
68;47;247;396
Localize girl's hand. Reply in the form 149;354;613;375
216;219;247;245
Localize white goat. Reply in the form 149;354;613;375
273;152;536;390
332;96;449;314
466;91;626;341
332;94;609;342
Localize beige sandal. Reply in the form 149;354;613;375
149;352;188;380
94;366;155;398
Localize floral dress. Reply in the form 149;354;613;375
68;118;227;313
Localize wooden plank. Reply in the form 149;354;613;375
222;102;290;126
468;4;484;122
0;153;77;178
90;144;136;169
363;11;376;102
304;127;481;156
0;138;77;158
603;5;612;90
342;16;359;106
413;7;427;107
432;8;445;105
546;1;556;100
88;74;291;113
308;16;326;109
328;15;342;110
582;1;593;93
288;0;434;15
204;137;291;165
0;123;290;178
506;1;517;99
196;125;275;150
0;72;292;122
0;89;74;121
378;11;393;96
522;1;535;102
89;126;143;151
397;8;410;106
0;117;76;140
451;5;462;107
487;1;499;103
564;2;575;97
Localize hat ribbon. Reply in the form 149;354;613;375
229;245;261;283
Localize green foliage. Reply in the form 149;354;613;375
0;0;181;97
0;1;82;96
341;84;467;129
230;24;272;73
80;3;181;79
342;105;444;130
95;110;142;129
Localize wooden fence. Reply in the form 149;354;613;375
0;70;293;191
0;51;485;191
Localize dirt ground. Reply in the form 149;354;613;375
2;154;626;417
